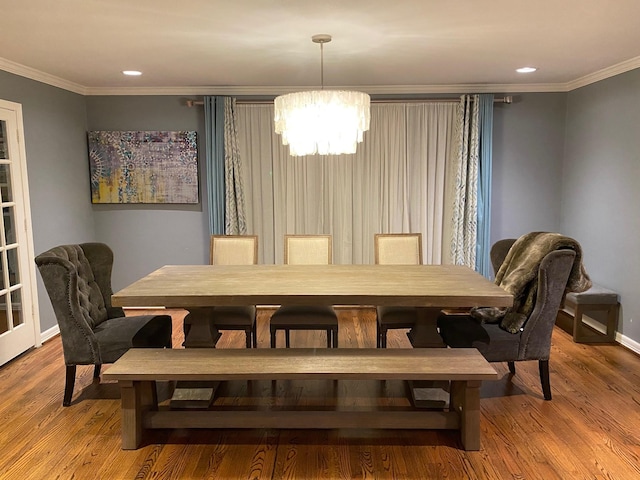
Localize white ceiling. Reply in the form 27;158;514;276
2;0;640;95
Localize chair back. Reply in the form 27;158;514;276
284;235;332;265
210;235;258;265
34;243;118;364
490;238;516;275
374;233;423;265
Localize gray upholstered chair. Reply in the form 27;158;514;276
35;243;172;406
436;238;575;400
269;235;339;348
374;233;423;348
196;235;258;348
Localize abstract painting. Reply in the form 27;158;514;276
88;131;198;204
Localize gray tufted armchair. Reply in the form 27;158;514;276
35;243;172;406
436;238;576;400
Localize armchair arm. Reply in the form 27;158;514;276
519;250;575;360
35;259;101;364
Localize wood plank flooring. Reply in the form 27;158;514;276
1;307;639;479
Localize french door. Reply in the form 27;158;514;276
0;99;39;365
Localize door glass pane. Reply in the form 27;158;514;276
3;206;16;245
0;252;5;292
0;164;12;202
7;247;19;286
0;293;8;334
11;289;23;327
0;121;7;159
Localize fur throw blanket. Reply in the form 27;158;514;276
471;232;592;333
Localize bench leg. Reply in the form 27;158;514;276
450;380;482;451
572;305;586;342
119;380;156;450
573;304;618;343
605;303;619;342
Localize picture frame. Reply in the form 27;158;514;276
88;130;198;204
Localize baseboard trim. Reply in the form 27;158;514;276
617;332;640;356
40;324;60;344
563;311;640;356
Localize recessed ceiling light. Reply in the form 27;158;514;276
516;67;537;73
122;70;142;76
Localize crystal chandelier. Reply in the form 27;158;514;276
274;35;371;157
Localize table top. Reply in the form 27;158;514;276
112;264;512;309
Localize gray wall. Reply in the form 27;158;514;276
85;96;210;290
491;93;567;241
563;69;640;341
0;71;95;332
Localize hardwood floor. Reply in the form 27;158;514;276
1;307;639;479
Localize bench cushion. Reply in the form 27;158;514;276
565;284;619;305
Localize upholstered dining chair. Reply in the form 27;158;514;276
209;235;258;348
436;238;576;400
375;233;424;348
184;235;258;348
269;235;339;348
34;243;172;406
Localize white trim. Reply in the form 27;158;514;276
566;55;640;91
40;324;60;344
578;315;640;356
2;56;639;96
83;82;570;96
617;332;640;356
0;57;87;95
11;101;42;348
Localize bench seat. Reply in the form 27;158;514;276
562;283;619;343
104;348;497;451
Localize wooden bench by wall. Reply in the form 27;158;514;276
560;283;620;343
104;348;497;451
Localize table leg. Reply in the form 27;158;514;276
407;308;446;348
183;307;221;348
173;307;221;408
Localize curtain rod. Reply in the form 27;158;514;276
185;95;512;107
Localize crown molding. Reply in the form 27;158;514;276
1;56;639;97
83;82;569;96
565;55;640;91
0;57;87;95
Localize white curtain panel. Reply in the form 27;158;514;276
236;102;458;265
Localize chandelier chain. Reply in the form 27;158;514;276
320;42;324;90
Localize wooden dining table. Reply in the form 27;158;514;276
111;263;512;422
111;264;512;347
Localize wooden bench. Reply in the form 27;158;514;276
561;283;619;343
104;348;497;451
